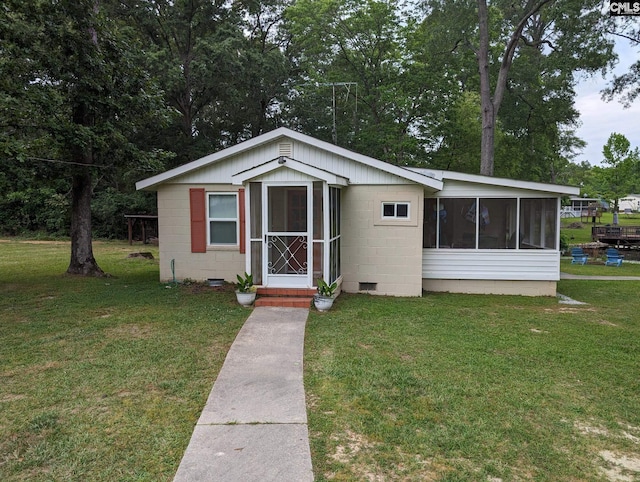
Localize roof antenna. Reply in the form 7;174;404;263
300;82;358;145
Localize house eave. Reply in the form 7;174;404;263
231;156;349;186
409;168;580;196
135;130;295;191
136;127;443;192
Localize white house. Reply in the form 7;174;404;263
618;195;640;213
136;128;579;297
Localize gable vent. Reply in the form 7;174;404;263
278;142;293;158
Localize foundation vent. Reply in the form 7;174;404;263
359;282;377;291
278;142;293;158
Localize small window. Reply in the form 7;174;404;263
208;193;238;245
382;202;410;219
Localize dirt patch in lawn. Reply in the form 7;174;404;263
330;429;376;464
599;451;640;481
574;420;640;481
0;394;27;403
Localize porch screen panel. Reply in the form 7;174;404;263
313;243;323;287
477;198;517;249
329;187;341;283
313;182;323;240
249;183;262;283
423;198;438;248
251;241;263;285
425;197;557;251
438;198;475;248
520;198;557;249
313;182;324;286
250;183;262;238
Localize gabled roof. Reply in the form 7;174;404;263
136;127;578;196
136;127;443;191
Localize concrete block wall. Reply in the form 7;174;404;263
340;185;424;297
157;184;245;282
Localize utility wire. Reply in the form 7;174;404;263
26;156;108;168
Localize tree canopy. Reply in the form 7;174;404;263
0;0;632;273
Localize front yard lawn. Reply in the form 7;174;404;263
305;284;640;480
2;239;639;481
0;239;248;481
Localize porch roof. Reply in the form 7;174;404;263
231;156;349;186
408;168;580;196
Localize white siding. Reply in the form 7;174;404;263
176;144;278;184
294;142;408;184
422;249;560;281
437;180;563;198
256;169;318;183
170;138;409;186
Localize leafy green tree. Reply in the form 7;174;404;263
212;0;294;142
285;0;433;165
122;0;293;165
478;0;616;176
120;0;245;165
595;133;640;223
0;0;168;275
602;20;640;107
421;0;615;176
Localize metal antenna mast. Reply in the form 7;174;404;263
305;82;357;144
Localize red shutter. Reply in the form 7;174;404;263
189;188;207;253
238;188;246;254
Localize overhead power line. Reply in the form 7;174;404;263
26;156;108;168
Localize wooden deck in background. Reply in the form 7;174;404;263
592;226;640;246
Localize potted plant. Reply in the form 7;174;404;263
314;278;337;312
235;272;257;306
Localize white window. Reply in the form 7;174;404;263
208;193;238;245
382;202;410;219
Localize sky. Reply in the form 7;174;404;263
574;38;640;166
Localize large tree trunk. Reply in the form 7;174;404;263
66;3;105;277
477;0;494;176
476;0;553;177
66;101;105;277
67;169;104;276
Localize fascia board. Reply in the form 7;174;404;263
409;168;580;196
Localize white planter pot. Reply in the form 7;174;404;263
236;291;256;306
313;294;334;312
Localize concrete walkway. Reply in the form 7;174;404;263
174;307;314;482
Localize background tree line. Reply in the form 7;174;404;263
1;0;638;250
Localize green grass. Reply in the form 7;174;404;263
3;239;640;481
0;239;248;481
305;288;640;480
561;258;640;276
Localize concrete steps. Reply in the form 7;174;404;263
255;287;316;308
